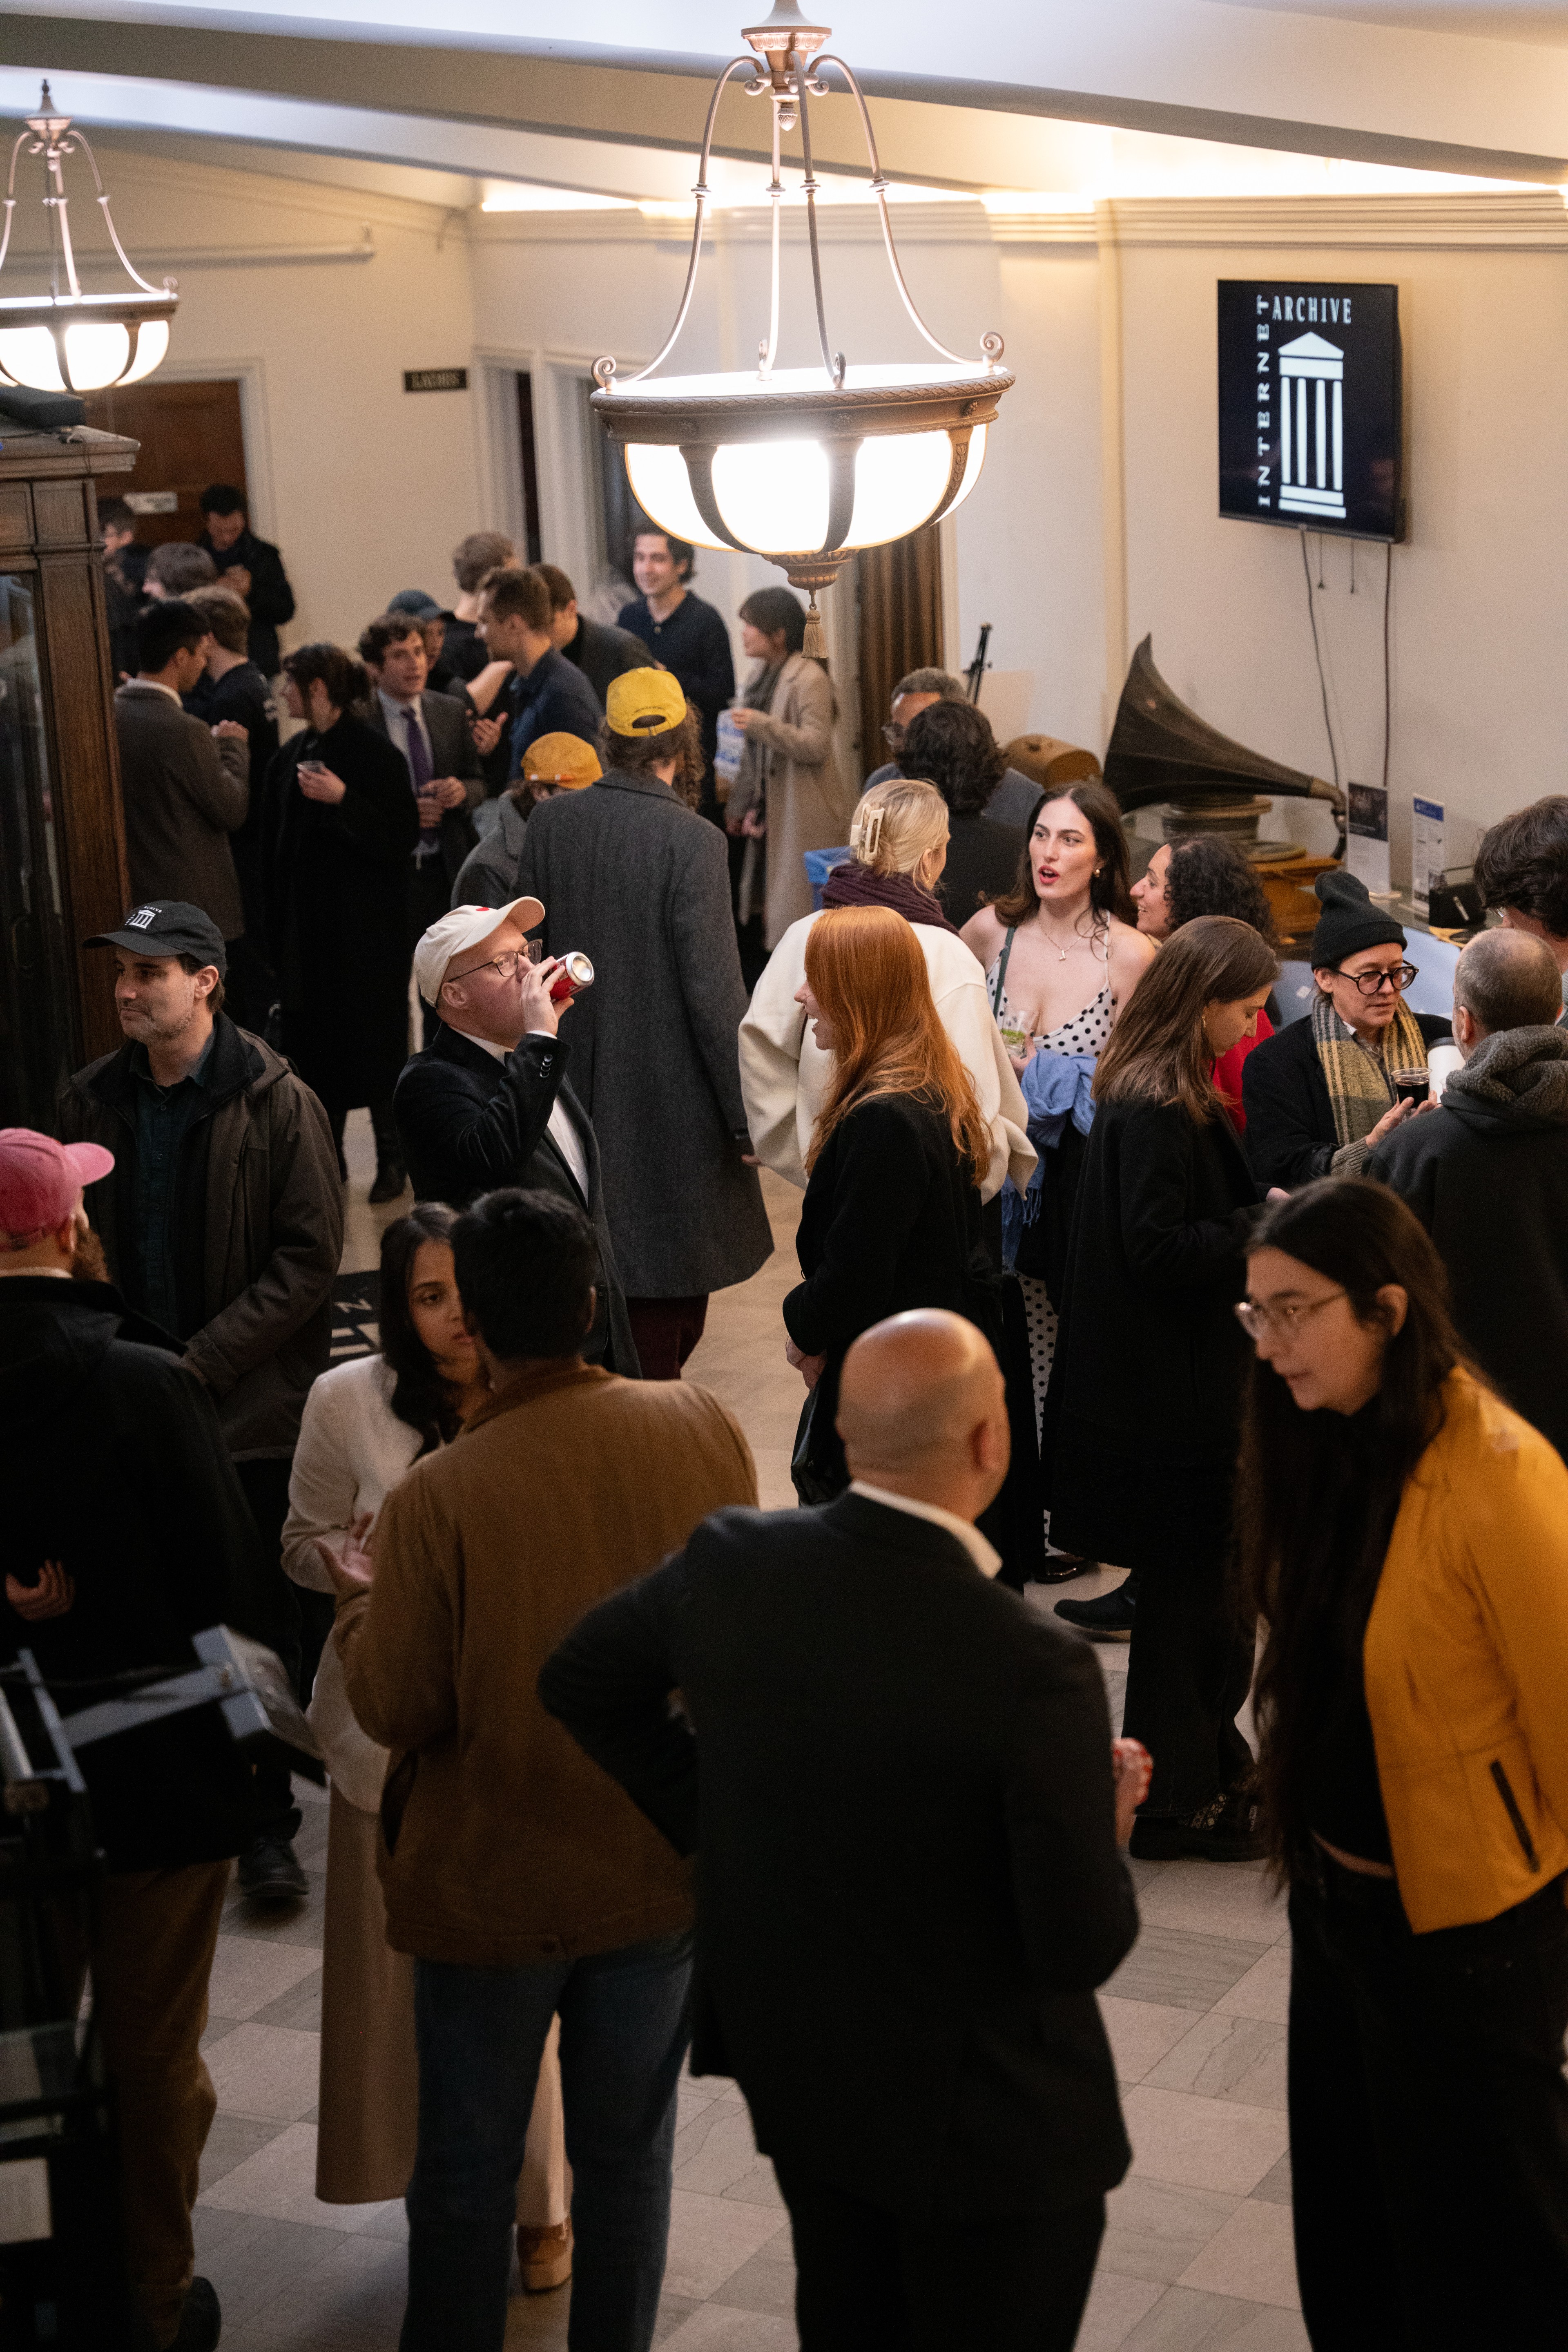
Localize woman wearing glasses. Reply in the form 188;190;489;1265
1234;1177;1568;2348
1242;869;1452;1189
1044;916;1278;1858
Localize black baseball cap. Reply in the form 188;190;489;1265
85;901;228;976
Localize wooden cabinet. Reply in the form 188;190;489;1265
0;413;138;1132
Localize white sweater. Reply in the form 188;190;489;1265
281;1353;428;1814
738;910;1037;1203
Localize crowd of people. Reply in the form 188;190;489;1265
3;499;1568;2352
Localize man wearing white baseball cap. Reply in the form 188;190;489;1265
394;900;639;1374
0;1125;281;2352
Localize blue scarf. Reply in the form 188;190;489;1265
1000;1050;1097;1270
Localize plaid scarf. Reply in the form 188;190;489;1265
1310;989;1429;1148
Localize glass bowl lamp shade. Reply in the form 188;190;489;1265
0;85;178;396
589;4;1013;634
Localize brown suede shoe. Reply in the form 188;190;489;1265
517;2218;573;2293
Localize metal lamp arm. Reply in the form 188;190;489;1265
70;128;170;297
793;74;844;388
597;55;757;391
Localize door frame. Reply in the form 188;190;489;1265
138;357;279;543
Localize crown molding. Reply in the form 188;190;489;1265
1095;191;1568;251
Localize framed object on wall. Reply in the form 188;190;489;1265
1218;280;1403;542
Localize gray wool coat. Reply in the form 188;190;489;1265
516;770;773;1298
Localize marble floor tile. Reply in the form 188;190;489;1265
1122;2286;1310;2348
207;1938;325;2026
187;2214;357;2332
1123;2086;1291;2198
207;2024;324;2124
673;2103;764;2191
1214;1942;1292;2028
1144;2013;1289;2111
659;2305;799;2351
705;2251;796;2318
201;2113;292;2192
503;2286;572;2347
1106;1926;1275;2013
662;2190;793;2302
199;2122;400;2234
236;2231;409;2347
1135;1863;1288;1950
1101;2176;1241;2285
1099;1995;1207;2086
252;1969;326;2031
1251;2151;1294;2208
1177;2198;1300;2309
1074;2267;1168;2351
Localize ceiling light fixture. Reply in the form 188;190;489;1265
590;1;1013;651
0;80;177;395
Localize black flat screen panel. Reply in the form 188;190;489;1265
1219;280;1402;542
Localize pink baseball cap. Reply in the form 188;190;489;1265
0;1129;116;1247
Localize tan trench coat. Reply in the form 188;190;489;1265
728;652;858;948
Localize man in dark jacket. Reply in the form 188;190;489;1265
476;566;602;780
196;482;295;677
535;561;649;706
183;584;281;1037
1368;927;1568;1458
517;671;772;1376
0;1126;280;2352
542;1309;1143;2352
1242;869;1452;1188
617;529;736;818
116;599;251;940
57;902;343;1902
394;900;638;1375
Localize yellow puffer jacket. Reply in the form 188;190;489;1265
1366;1367;1568;1932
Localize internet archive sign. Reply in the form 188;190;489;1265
1218;281;1403;543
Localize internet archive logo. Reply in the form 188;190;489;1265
1277;332;1347;523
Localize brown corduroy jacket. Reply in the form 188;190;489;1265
334;1358;757;1967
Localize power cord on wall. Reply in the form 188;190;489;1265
1299;527;1341;793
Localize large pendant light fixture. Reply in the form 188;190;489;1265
0;82;178;396
591;1;1013;650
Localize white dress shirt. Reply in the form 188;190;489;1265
848;1481;1001;1579
465;1029;591;1202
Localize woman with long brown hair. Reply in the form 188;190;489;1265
1044;916;1277;1858
1234;1178;1568;2348
782;904;1004;1506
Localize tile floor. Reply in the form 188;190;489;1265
195;1118;1306;2349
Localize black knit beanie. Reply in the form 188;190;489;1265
1309;869;1406;969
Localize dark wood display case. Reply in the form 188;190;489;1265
0;406;138;1133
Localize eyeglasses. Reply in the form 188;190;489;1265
1325;963;1419;996
446;948;527;986
1234;1290;1347;1341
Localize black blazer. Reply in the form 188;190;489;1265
1241;1009;1452;1189
393;1020;637;1375
539;1489;1137;2219
365;686;482;884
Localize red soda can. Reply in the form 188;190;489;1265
548;951;595;1003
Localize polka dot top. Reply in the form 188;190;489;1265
988;940;1115;1063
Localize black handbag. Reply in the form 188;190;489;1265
790;1381;845;1508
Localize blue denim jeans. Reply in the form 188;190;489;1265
401;1930;693;2352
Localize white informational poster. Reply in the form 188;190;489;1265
1413;797;1445;916
1347;781;1391;898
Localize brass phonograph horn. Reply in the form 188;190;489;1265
1102;637;1347;859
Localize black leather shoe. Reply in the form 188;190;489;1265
1130;1787;1265;1865
1055;1579;1137;1639
368;1159;407;1205
173;2278;221;2351
237;1837;308;1903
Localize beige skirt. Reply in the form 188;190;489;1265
316;1786;570;2218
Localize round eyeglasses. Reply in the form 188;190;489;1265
1234;1290;1347;1342
1326;963;1419;996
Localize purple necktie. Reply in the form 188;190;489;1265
404;706;439;855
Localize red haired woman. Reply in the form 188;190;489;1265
783;905;1020;1521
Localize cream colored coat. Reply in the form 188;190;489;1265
739;908;1037;1204
728;652;858;947
281;1353;421;1813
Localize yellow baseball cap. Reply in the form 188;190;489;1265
522;732;601;788
606;667;687;737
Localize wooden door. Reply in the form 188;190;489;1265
78;378;248;547
855;526;943;777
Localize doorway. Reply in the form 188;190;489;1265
855;526;944;768
79;378;248;546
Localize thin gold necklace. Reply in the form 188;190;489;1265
1035;909;1105;964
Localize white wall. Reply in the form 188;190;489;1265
73;147;483;648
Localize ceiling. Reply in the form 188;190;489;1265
2;0;1566;213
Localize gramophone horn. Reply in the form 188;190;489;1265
1103;638;1346;838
